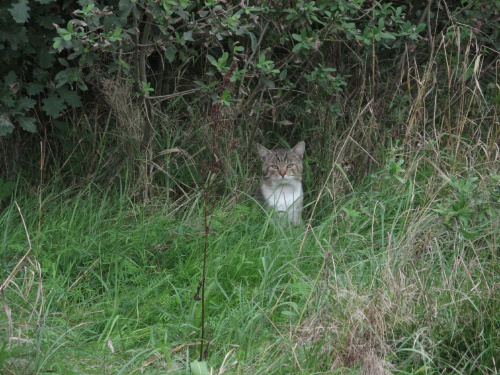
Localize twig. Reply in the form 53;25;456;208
145;88;202;102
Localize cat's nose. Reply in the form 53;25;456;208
279;171;286;177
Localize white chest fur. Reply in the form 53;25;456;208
260;178;303;226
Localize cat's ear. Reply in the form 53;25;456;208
256;143;271;161
292;141;305;159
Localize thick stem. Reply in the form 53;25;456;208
199;184;209;361
139;13;155;150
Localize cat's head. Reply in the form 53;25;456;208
257;141;305;182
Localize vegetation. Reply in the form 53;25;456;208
1;0;499;374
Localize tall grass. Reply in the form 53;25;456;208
1;12;499;375
1;137;499;374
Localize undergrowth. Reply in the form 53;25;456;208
1;141;499;374
1;2;499;373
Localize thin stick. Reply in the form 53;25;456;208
37;140;45;255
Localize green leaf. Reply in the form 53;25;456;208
82;2;95;15
68;52;82;60
258;53;265;65
221;89;230;101
112;27;122;38
379;32;396;40
0;115;15;136
261;76;275;88
26;83;45;95
183;30;193;41
38;48;55;69
110;27;122;41
459;227;478;240
4;71;17;85
2;97;15;108
378;18;385;29
207;54;217;66
291;33;302;42
16;97;36;111
18;116;36;132
77;80;88;91
219;52;228;64
9;0;30;23
58;58;70;68
248;32;257;51
342;207;360;218
0;178;16;202
42;93;66;117
53;37;62;50
58;88;82;107
190;360;210;375
193;81;209;89
0;24;28;50
165;46;177;63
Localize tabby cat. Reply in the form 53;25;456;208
256;141;305;226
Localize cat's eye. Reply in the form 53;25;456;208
270;165;279;169
287;164;295;168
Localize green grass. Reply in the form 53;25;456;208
1;148;499;374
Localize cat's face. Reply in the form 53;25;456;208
257;141;305;183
